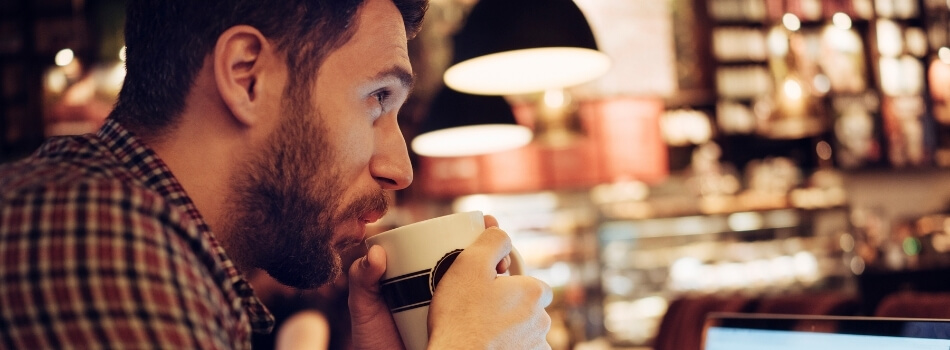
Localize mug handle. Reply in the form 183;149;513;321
505;247;525;276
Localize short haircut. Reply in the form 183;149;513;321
112;0;427;136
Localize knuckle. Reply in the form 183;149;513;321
526;279;546;299
540;282;554;306
522;277;552;303
540;311;552;331
484;226;512;246
468;227;508;253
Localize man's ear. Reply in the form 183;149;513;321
213;25;279;127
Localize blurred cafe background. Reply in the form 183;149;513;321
8;0;950;349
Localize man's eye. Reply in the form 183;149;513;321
373;89;392;107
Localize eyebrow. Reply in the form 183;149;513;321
374;65;415;94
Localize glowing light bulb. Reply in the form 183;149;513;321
832;12;852;30
783;79;803;99
543;89;566;108
940;47;950;64
783;13;801;31
55;48;74;67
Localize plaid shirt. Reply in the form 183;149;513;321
0;119;274;349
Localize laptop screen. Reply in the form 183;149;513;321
704;313;950;350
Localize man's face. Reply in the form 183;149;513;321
227;0;413;289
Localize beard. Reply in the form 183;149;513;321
222;90;388;289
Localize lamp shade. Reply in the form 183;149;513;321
444;0;611;95
412;87;532;157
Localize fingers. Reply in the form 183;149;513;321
347;246;405;350
457;227;512;280
532;276;554;308
495;255;511;274
427;223;554;349
512;277;554;349
484;214;499;229
426;214;554;349
348;245;387;294
500;274;553;308
528;309;554;350
484;215;511;274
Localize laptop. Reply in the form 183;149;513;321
703;312;950;350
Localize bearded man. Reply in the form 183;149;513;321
0;0;552;348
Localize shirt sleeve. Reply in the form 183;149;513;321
0;180;241;349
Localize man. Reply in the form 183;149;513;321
0;0;553;348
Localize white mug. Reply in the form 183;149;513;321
365;211;524;350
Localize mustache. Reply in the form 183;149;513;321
340;188;389;222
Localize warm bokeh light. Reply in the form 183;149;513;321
813;74;831;94
727;211;764;231
816;141;833;160
939;47;950;64
875;19;903;57
767;27;789;56
55;48;75;67
782;13;801;31
832;12;852;30
783;79;803;100
542;89;567;108
45;69;68;94
660;109;713;146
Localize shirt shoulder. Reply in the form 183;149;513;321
0;148;243;349
0;134;139;194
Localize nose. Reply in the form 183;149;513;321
371;118;413;190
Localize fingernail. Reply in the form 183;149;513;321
360;256;370;269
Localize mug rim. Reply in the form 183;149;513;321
366;210;483;245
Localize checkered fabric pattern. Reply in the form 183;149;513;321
0;119;274;349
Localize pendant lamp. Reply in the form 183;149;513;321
412;87;532;157
412;0;609;157
443;0;610;95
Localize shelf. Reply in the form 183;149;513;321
715;95;766;102
599;190;847;221
713;59;769;66
712;19;768;27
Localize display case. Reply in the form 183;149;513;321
597;198;852;346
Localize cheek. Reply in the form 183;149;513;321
332;126;375;175
315;93;376;178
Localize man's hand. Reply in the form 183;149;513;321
348;245;405;349
426;215;554;349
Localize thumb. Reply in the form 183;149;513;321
348;245;405;349
349;245;387;298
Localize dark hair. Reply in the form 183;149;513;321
112;0;427;136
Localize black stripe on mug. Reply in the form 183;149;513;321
380;249;464;313
381;270;433;312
